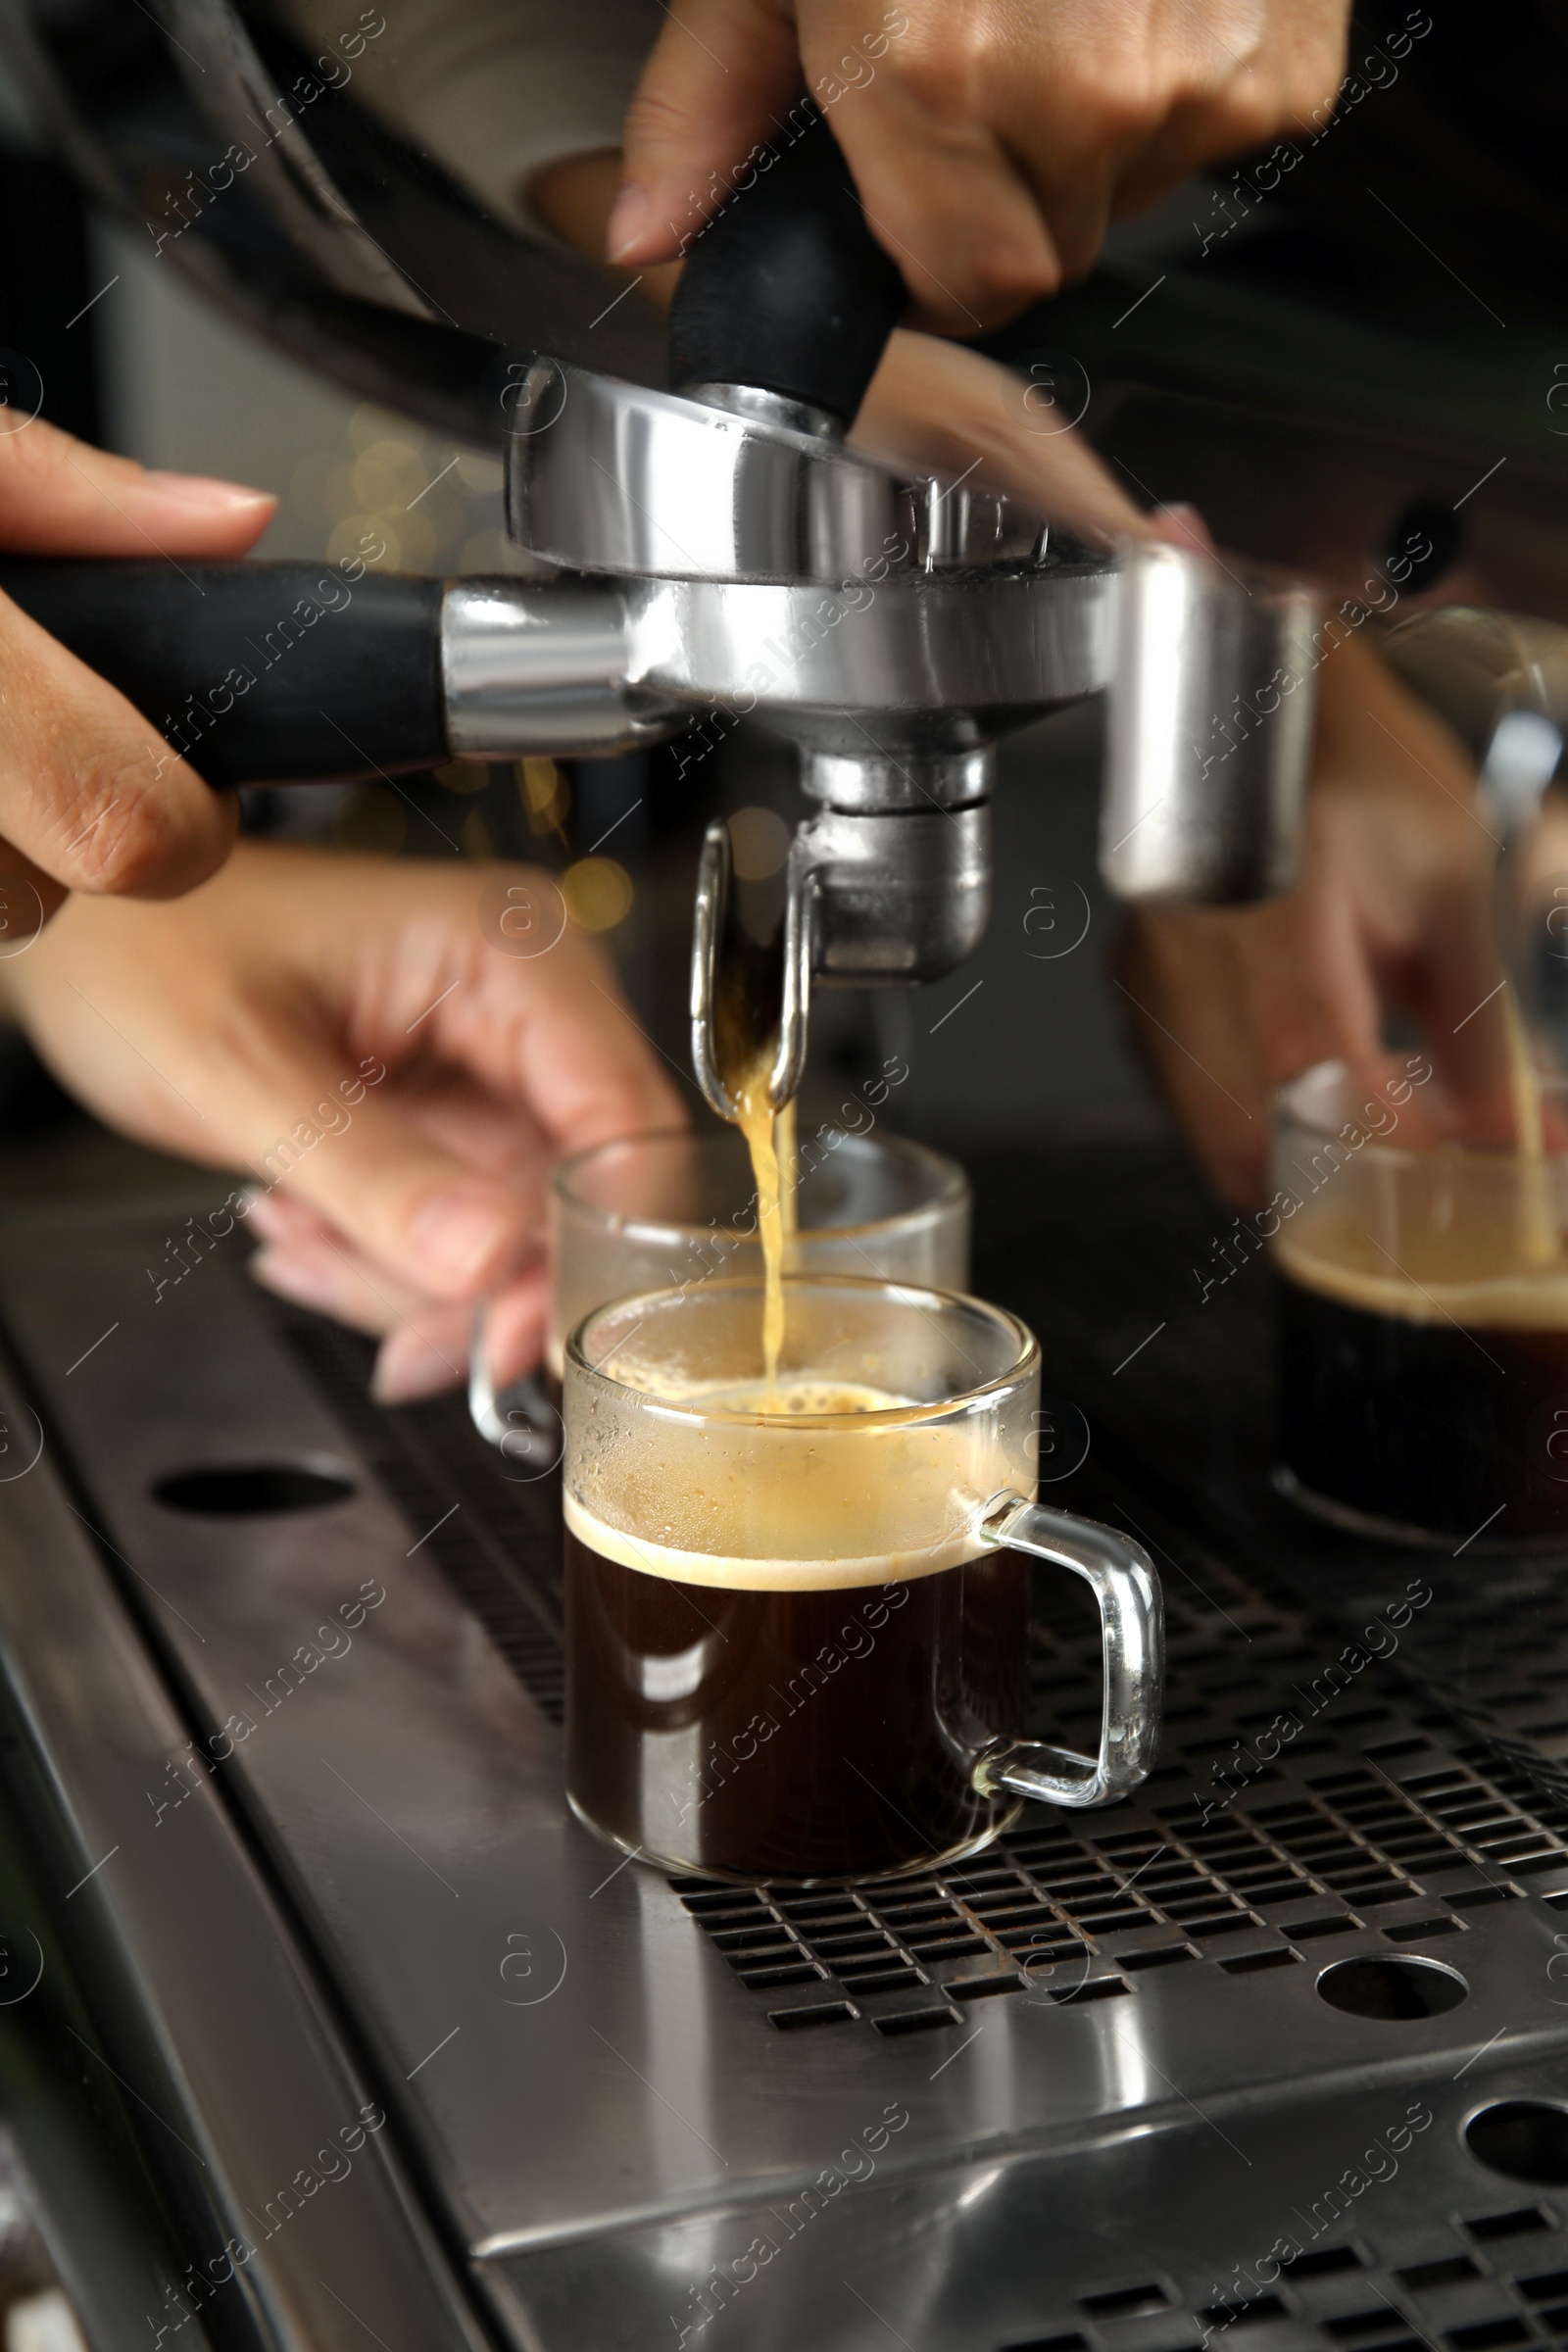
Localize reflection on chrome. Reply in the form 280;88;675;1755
953;2162;1009;2215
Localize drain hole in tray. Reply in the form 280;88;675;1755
1465;2103;1568;2186
1315;1955;1467;2021
153;1461;357;1516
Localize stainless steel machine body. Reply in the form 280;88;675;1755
5;1202;1568;2351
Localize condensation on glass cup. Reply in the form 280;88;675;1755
562;1275;1162;1885
1272;1059;1568;1544
468;1129;970;1471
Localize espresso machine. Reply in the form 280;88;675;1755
0;0;1332;1120
0;120;1312;1117
0;7;1565;2352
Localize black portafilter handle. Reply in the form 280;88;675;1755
0;559;447;787
667;101;906;429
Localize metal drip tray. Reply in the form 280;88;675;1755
1;1205;1568;2352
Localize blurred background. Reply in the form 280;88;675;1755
0;64;1163;1210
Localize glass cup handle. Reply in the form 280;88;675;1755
972;1493;1163;1808
467;1301;561;1470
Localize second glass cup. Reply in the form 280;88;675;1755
470;1127;969;1451
1273;1059;1568;1543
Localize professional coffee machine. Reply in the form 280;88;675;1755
0;106;1315;1121
0;9;1564;2352
3;2;1562;1102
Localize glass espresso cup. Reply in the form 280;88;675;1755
563;1276;1162;1884
1273;1060;1568;1544
550;1128;969;1388
470;1128;968;1455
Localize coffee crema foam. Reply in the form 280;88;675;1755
1276;1206;1568;1330
566;1377;1016;1592
602;1375;912;1415
563;1494;993;1592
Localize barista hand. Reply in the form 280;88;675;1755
852;328;1209;552
0;417;272;923
1116;633;1506;1206
0;842;685;1399
608;0;1352;329
531;148;1207;551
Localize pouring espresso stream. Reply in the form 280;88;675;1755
710;905;795;1396
724;1049;789;1401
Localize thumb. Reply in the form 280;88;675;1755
0;416;273;556
235;1046;530;1302
1149;503;1216;557
610;0;802;264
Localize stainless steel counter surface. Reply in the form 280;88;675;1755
4;1209;1568;2349
0;1220;494;2352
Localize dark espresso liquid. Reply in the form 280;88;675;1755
564;1530;1029;1883
1276;1216;1568;1542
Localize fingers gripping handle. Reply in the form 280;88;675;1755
974;1499;1163;1807
668;101;906;429
0;560;448;786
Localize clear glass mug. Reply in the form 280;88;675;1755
562;1275;1163;1884
1273;1059;1568;1544
469;1128;970;1466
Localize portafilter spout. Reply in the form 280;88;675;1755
691;749;993;1120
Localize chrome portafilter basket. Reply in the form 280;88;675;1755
504;340;1320;1118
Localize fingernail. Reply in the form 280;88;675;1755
146;470;274;508
606;182;651;262
1152;501;1215;556
371;1330;461;1404
406;1185;517;1290
248;1248;344;1312
237;1187;286;1240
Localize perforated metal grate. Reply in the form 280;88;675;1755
990;2205;1568;2352
675;1555;1568;2031
275;1303;1568;2036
